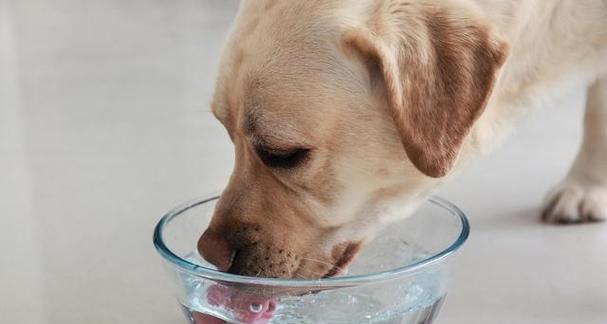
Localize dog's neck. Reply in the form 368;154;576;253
461;0;607;159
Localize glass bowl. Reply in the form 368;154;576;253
153;194;469;324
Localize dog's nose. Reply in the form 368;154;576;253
197;229;235;272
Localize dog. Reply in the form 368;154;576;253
197;0;607;279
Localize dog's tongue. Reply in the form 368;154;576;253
193;284;277;324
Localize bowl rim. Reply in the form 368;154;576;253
153;194;470;288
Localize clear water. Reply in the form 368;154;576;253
176;250;446;324
181;296;444;324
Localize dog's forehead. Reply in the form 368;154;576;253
214;65;368;141
219;0;355;77
211;0;371;137
238;76;334;140
212;7;318;126
214;55;348;132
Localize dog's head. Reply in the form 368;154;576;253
198;0;507;278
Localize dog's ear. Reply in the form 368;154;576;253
344;2;508;177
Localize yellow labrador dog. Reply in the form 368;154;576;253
198;0;607;278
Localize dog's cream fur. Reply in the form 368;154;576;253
199;0;607;278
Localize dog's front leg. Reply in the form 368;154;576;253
542;77;607;223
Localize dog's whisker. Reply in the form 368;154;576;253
294;263;338;279
285;256;294;278
299;257;348;274
299;257;337;268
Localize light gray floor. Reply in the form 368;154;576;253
1;1;606;323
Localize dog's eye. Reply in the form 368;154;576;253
255;146;310;169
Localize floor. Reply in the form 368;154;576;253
1;1;605;324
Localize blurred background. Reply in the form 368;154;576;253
1;1;605;323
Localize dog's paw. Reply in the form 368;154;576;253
541;180;607;224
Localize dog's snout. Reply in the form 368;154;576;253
197;229;235;272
